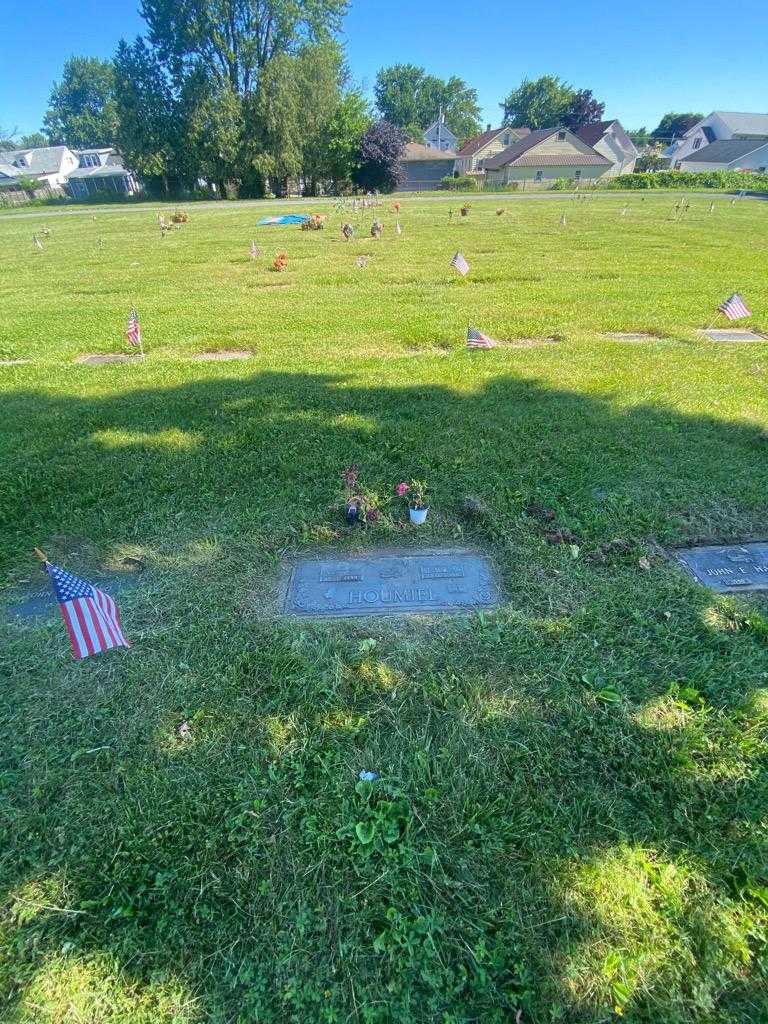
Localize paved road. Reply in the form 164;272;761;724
0;191;757;221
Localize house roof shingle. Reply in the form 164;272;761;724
709;112;768;137
401;142;457;161
484;129;610;170
456;126;530;157
0;146;72;176
682;138;768;164
574;121;616;147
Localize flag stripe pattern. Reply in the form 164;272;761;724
127;307;141;346
467;326;496;350
46;562;130;660
450;251;469;276
718;293;751;321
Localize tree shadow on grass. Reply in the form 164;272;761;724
1;369;768;1022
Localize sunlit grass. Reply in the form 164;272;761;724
1;196;767;1022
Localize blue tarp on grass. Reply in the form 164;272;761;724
257;214;309;226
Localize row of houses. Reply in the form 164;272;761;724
399;119;638;191
663;111;768;172
0;145;139;198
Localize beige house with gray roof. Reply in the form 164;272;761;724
484;127;611;188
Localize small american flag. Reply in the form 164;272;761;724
395;220;402;235
560;213;567;227
718;293;751;321
467;326;497;350
127;307;141;346
45;562;130;660
250;240;260;259
450;251;469;276
33;234;44;251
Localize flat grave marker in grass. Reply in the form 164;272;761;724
283;549;499;618
603;332;659;342
191;350;253;362
74;353;144;365
698;328;767;343
674;542;768;592
5;571;140;622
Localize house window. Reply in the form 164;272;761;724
674;161;682;170
79;153;101;168
692;137;701;150
574;169;581;180
535;170;543;182
502;132;510;145
557;131;566;141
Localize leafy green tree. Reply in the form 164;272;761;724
651;112;703;140
139;0;348;95
629;127;651;147
247;53;304;193
18;132;48;148
114;38;185;195
319;90;371;189
500;75;575;129
374;65;480;141
0;127;17;148
183;75;244;196
43;57;118;147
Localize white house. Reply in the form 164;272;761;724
67;149;140;197
679;139;768;173
0;144;139;197
424;116;458;152
575;120;637;177
0;145;78;189
664;111;768;168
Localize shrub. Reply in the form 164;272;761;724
550;178;573;191
483;180;519;192
439;175;478;191
606;169;768;192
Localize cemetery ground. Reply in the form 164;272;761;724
1;195;768;1023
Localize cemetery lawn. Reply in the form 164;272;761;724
2;195;768;1024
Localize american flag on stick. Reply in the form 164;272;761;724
41;558;130;660
127;306;143;351
718;293;751;321
467;326;497;350
32;234;44;251
450;251;469;276
250;240;260;259
395;220;402;235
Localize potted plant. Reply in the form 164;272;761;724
460;204;471;217
398;479;429;524
342;465;382;526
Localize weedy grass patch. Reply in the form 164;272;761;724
1;196;767;1023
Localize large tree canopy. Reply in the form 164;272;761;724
43;56;118;148
651;112;703;140
374;64;481;142
139;0;348;95
501;76;605;130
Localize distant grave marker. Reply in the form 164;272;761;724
5;572;139;622
674;542;768;593
75;354;143;365
604;332;658;342
191;350;253;362
699;329;766;343
283;550;499;618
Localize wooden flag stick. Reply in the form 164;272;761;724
33;547;49;563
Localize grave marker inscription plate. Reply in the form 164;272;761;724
674;542;768;592
284;550;499;617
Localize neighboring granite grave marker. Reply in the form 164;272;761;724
674;542;768;593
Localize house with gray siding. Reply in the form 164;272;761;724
398;143;456;191
67;149;139;198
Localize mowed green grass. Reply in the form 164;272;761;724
1;195;768;1023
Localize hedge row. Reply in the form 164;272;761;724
605;169;768;192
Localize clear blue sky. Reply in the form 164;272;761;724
2;0;766;138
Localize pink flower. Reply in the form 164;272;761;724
396;482;409;497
